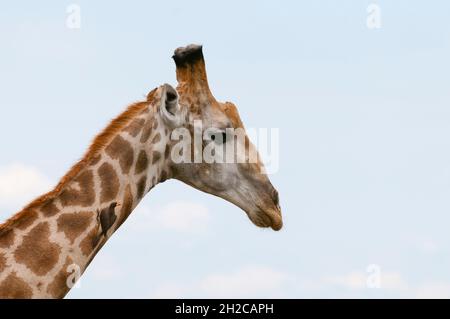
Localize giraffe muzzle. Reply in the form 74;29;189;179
256;204;283;231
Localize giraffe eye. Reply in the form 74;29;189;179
211;131;227;144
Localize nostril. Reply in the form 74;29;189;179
272;189;280;207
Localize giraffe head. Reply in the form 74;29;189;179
156;45;282;231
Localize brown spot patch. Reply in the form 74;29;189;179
164;144;170;159
14;222;61;276
152;151;161;164
0;272;33;299
0;253;6;272
153;119;158;130
140;119;154;143
79;227;98;257
41;200;59;217
60;170;95;207
15;210;38;230
89;154;102;166
136;176;147;199
98;162;120;203
0;228;15;248
105;135;134;174
151;132;161;144
117;185;133;228
160;170;168;183
135;151;148;175
46;256;74;298
57;212;93;244
124;118;145;137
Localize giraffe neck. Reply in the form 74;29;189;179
0;97;172;298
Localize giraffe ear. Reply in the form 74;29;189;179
160;83;185;127
146;87;157;101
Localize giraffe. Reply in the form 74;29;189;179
0;44;282;298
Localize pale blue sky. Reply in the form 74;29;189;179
1;1;450;298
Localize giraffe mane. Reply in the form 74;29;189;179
0;88;158;234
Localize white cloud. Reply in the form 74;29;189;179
379;272;409;290
199;265;289;298
0;163;53;213
324;271;367;290
150;267;450;299
324;270;408;291
151;265;290;298
152;283;186;299
130;201;210;234
416;283;450;299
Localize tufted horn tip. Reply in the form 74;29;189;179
172;44;204;67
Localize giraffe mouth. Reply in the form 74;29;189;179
250;205;283;231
